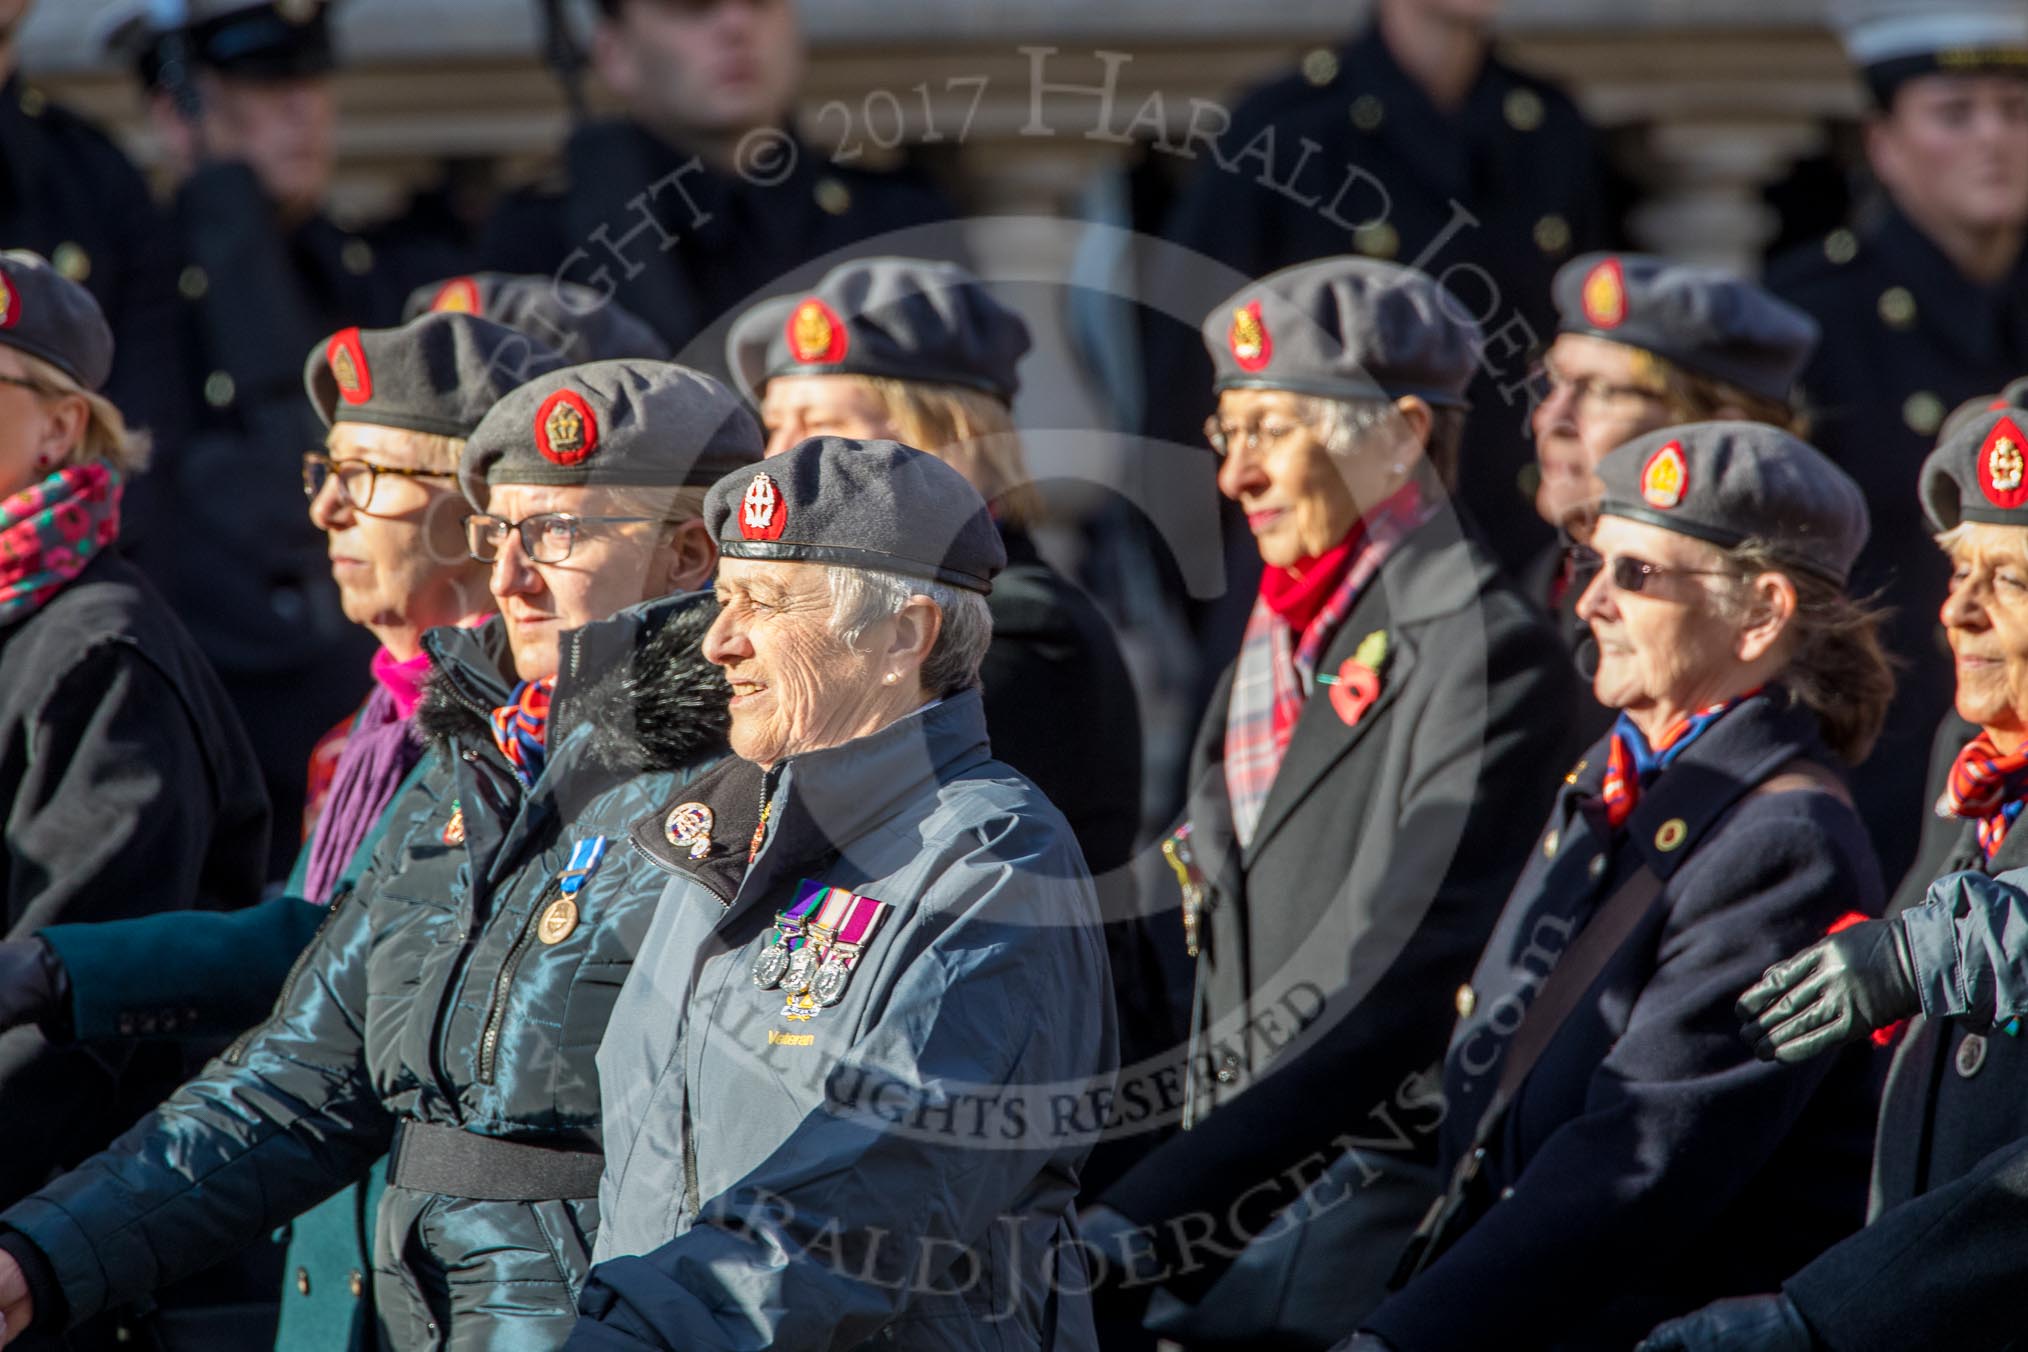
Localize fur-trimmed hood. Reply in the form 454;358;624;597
414;592;729;776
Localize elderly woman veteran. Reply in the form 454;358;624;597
569;437;1116;1352
1647;404;2028;1352
1082;257;1578;1328
0;250;268;1207
1349;422;1890;1352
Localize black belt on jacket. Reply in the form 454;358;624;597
387;1122;605;1201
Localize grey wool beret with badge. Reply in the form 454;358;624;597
706;436;1007;594
1202;257;1482;409
0;249;115;391
1920;403;2028;531
1553;253;1819;404
1597;421;1869;584
726;256;1031;404
304;311;565;438
403;273;671;364
460;359;763;508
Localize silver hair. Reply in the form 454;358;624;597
823;565;994;697
1305;395;1400;455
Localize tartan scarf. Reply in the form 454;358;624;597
0;462;121;628
491;676;556;788
1938;730;2028;861
1224;484;1432;847
1598;689;1758;830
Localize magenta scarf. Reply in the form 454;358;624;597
300;648;431;903
0;462;121;627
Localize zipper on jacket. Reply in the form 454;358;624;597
625;834;735;905
224;884;355;1066
476;878;564;1084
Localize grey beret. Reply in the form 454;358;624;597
403;273;671;364
1833;0;2028;104
1597;421;1869;585
460;359;762;508
727;257;1031;404
1553;253;1819;404
706;436;1006;594
1203;257;1482;409
0;250;114;390
304;312;564;438
1920;404;2028;531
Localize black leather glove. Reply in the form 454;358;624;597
1736;918;1917;1063
0;939;69;1036
1638;1294;1814;1351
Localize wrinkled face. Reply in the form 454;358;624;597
0;348;83;501
1576;516;1752;724
1872;74;2028;235
1531;334;1673;532
758;375;896;458
598;0;803;138
482;482;672;682
704;557;893;768
310;422;484;639
1213;388;1363;568
1940;522;2028;748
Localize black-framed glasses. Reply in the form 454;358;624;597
1566;544;1733;594
463;512;662;565
302;452;452;514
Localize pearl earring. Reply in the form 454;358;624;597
883;672;898;685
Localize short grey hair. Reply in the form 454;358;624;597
1305;395;1397;454
823;565;994;697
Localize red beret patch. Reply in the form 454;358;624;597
786;298;848;365
738;472;788;541
0;269;19;331
1581;257;1627;330
327;328;372;405
1228;301;1272;373
1641;440;1688;510
1978;415;2028;510
535;389;598;467
430;277;482;315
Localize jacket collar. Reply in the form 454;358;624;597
1565;688;1834;881
1867;201;2028;366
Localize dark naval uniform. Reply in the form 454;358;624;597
479;120;957;372
1766;206;2028;882
0;76;184;452
1142;24;1613;584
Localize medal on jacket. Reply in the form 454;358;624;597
752;880;827;989
443;800;465;847
664;802;714;860
539;835;608;945
780;886;855;1007
811;893;892;1007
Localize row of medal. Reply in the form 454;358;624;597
753;878;892;1012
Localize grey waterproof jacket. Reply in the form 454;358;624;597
570;690;1117;1351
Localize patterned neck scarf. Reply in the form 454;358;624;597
0;462;122;628
1598;689;1758;830
1938;730;2028;861
1224;484;1432;847
491;677;556;788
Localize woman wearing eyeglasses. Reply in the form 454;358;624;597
1079;258;1579;1343
1347;422;1890;1352
0;250;269;1213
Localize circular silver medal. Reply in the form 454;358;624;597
782;945;819;995
811;955;850;1007
751;942;791;990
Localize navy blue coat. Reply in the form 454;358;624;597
1364;692;1882;1352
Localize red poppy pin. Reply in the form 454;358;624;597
1322;630;1390;727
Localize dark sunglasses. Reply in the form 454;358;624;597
1565;544;1732;594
